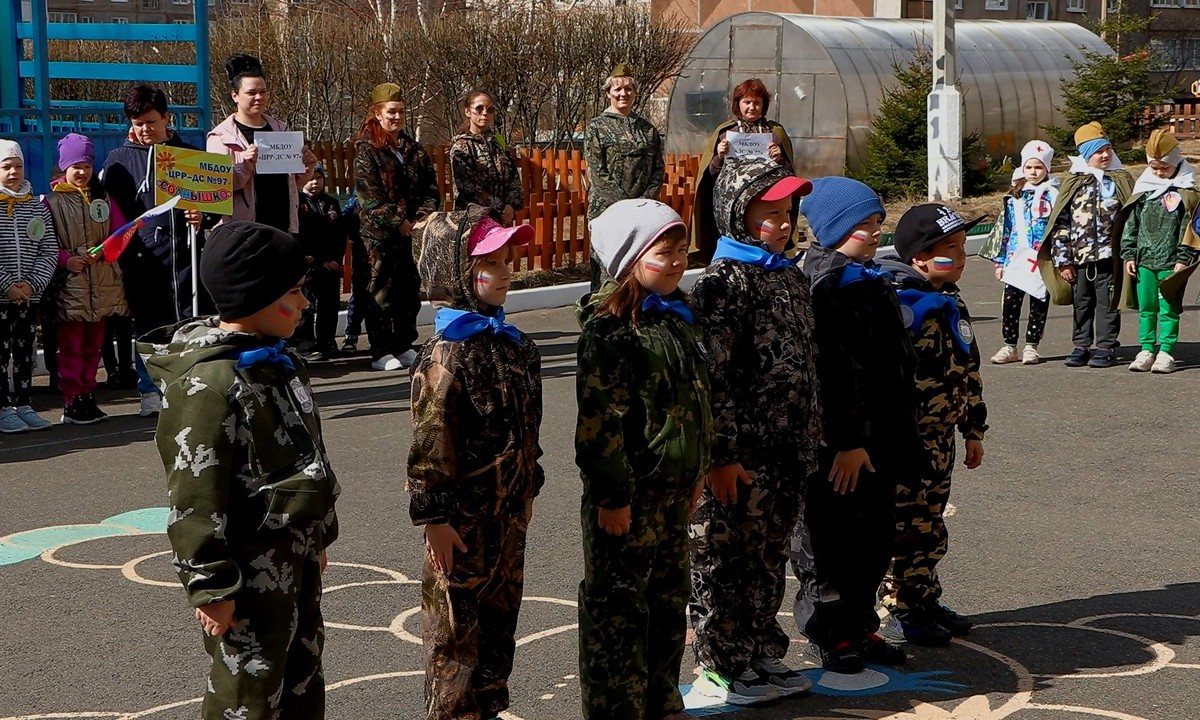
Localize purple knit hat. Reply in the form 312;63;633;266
57;133;94;171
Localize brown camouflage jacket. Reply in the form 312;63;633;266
449;131;523;213
354;134;440;246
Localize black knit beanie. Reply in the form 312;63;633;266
201;221;308;321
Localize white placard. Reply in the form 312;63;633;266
1001;240;1047;300
725;131;772;159
254;131;305;175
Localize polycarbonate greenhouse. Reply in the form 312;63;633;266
666;14;1113;177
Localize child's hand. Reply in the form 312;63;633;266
598;506;632;536
707;463;752;505
964;439;984;469
195;600;236;637
425;523;467;574
994;266;1003;280
1125;260;1137;277
1059;265;1076;283
829;448;875;495
323;261;341;272
5;285;26;303
1174;262;1189;273
319;548;328;574
768;143;782;162
66;256;89;273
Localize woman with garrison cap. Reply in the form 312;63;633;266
583;64;666;290
353;83;441;371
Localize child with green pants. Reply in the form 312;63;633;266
1118;129;1200;375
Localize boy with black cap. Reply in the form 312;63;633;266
792;177;918;672
688;156;821;704
141;220;340;720
878;204;987;648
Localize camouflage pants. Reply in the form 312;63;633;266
200;529;326;720
365;238;421;357
423;514;528;720
792;448;896;649
578;494;691;720
689;467;802;677
883;427;955;613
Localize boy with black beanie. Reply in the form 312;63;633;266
139;220;341;720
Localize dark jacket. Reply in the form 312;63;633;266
353;135;440;247
449;131;523;213
803;245;918;454
297;191;346;266
101;133;203;326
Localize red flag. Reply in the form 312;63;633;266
88;196;182;262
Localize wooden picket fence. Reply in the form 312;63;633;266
1155;101;1200;141
311;141;701;274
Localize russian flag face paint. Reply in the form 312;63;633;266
933;256;957;271
642;258;666;274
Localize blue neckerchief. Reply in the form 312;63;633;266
1099;175;1116;200
235;340;295;371
711;236;798;271
896;288;971;354
837;261;894;289
641;293;694;324
435;307;523;343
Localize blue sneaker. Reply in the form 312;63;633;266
1064;346;1091;367
0;406;28;434
15;405;51;431
1088;348;1116;368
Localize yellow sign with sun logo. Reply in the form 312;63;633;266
153;145;234;215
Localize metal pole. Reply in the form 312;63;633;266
30;0;52;186
927;0;962;200
190;225;200;317
195;0;211;131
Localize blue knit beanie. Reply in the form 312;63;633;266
799;177;886;249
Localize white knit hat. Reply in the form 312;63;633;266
589;199;685;280
1020;139;1053;171
0;139;23;164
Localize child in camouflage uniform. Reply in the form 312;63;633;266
689;156;822;705
1118;129;1199;375
1041;121;1134;369
407;206;544;720
879;204;988;648
143;220;341;720
792;177;918;673
576;199;713;720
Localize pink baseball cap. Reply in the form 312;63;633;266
758;175;813;202
469;216;533;256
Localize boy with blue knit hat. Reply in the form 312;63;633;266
792;177;919;672
1040;121;1134;368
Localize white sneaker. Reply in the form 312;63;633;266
1151;351;1176;374
990;345;1018;364
1128;350;1155;373
139;393;162;417
750;656;812;697
1021;345;1041;365
370;354;403;371
692;667;779;706
397;349;418;368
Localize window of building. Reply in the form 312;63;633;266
173;18;189;23
1181;0;1199;7
1025;0;1049;17
81;15;95;21
1107;0;1119;10
985;0;1008;9
1149;0;1178;7
173;0;191;4
955;0;963;8
142;0;160;8
48;10;77;21
112;16;128;22
1067;0;1086;11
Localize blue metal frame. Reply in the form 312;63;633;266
0;0;211;188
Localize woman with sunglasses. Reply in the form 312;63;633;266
449;90;523;226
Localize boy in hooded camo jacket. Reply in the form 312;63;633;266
688;156;822;705
408;205;544;720
142;221;340;720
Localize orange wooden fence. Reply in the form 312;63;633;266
311;142;701;275
1154;101;1200;141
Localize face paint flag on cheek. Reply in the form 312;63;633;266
642;258;665;273
933;256;957;271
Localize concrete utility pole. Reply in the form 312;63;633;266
927;0;962;200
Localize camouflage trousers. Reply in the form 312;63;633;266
578;494;691;720
422;514;529;720
792;447;897;649
199;528;326;720
883;427;956;613
689;467;803;677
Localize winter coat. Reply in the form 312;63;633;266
206;113;310;234
140;318;340;608
449;131;523;214
981;179;1060;269
406;205;544;526
353;135;440;248
574;281;714;510
1116;186;1200;309
101;133;201;326
0;181;58;305
45;181;128;322
583;110;665;220
803;244;918;455
297;191;346;267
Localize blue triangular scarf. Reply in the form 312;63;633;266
435;307;523;343
896;288;971;354
711;236;798;271
235;340;296;371
837;261;894;289
641;293;694;324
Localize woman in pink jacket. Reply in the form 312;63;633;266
206;54;316;235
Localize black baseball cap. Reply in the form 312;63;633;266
894;203;985;264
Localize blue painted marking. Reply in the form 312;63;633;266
0;507;169;567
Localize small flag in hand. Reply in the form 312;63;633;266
89;196;182;262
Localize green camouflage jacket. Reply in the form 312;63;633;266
583;110;665;220
141;318;340;608
354;134;441;246
574;282;714;509
449;131;524;213
407;206;545;525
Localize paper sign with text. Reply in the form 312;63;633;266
254;131;305;175
153;145;234;215
726;131;773;159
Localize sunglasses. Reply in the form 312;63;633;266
471;105;497;114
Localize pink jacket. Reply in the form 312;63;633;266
206;113;311;234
